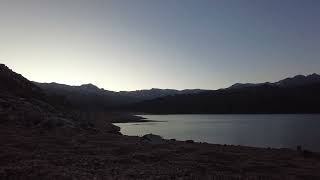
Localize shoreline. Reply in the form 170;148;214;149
114;113;319;153
1;112;320;179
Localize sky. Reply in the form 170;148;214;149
1;0;320;91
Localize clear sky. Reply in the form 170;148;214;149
1;0;320;91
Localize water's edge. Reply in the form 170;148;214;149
114;114;320;152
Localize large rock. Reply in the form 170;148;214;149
141;134;164;144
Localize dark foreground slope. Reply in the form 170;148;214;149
130;83;320;114
0;64;74;129
1;64;320;179
0;64;121;130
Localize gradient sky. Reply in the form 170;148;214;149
1;0;320;91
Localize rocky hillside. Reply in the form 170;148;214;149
0;64;43;98
0;64;120;133
0;64;75;129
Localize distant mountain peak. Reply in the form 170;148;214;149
0;63;9;70
276;73;320;87
229;73;320;89
228;82;271;89
307;73;320;78
80;83;100;90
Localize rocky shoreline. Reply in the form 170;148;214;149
1;93;320;179
1;116;320;180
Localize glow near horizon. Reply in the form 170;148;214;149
1;0;320;91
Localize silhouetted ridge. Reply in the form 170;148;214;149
229;73;320;90
34;82;139;111
35;82;207;111
0;64;42;98
129;73;320;114
276;73;320;87
80;83;100;91
229;82;272;89
119;88;206;101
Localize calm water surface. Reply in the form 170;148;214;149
114;114;320;151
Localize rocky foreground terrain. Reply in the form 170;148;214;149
1;113;320;180
1;64;320;179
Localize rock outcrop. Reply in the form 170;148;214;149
142;134;164;144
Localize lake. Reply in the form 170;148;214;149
114;114;320;151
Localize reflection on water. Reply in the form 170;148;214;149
114;114;320;151
132;123;158;126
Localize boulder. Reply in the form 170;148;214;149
141;134;164;144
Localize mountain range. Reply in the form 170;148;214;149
34;82;205;111
1;63;320;114
229;73;320;89
130;74;320;114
